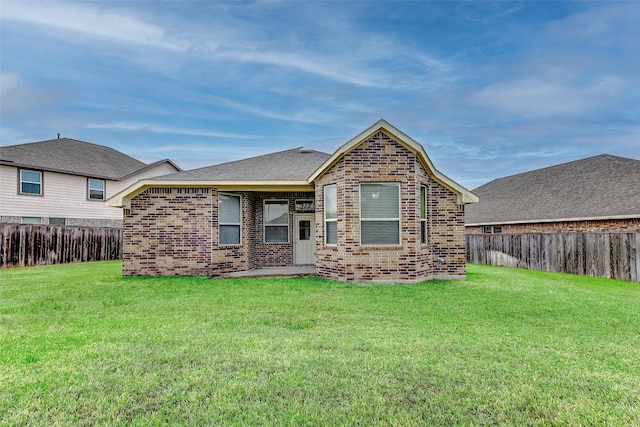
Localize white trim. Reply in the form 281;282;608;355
308;119;478;204
263;199;289;243
219;193;242;246
359;182;401;246
87;177;106;201
19;169;43;196
294;214;315;265
106;179;313;208
324;184;337;246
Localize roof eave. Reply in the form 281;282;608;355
106;179;314;208
465;213;640;227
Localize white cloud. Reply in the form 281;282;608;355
0;1;186;51
85;122;261;139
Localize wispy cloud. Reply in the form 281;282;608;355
86;122;261;139
1;1;186;51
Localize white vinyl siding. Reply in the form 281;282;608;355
1;163;179;221
360;183;400;245
219;194;241;245
264;200;289;243
324;184;337;245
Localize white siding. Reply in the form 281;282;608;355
0;163;178;221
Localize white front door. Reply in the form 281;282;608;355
294;215;315;265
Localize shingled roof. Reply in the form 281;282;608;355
466;154;640;225
154;147;331;182
0;138;177;180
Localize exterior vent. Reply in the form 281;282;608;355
299;147;313;154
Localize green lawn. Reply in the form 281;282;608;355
1;262;638;426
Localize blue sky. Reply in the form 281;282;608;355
1;1;638;189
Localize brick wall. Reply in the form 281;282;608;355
466;218;640;234
314;131;467;283
123;188;315;276
123;187;212;276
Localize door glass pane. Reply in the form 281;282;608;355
299;220;311;241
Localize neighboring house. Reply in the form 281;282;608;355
466;154;640;234
0;137;180;228
107;120;478;283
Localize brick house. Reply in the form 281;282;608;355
107;120;478;283
466;154;640;234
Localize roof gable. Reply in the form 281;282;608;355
466;154;640;225
308;119;478;203
0;138;164;180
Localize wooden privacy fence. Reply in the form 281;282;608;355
0;224;122;268
466;232;640;282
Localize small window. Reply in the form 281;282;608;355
219;194;241;245
483;226;502;234
420;186;427;244
88;178;105;200
49;218;66;225
20;169;42;195
22;217;42;224
360;183;400;245
324;185;337;245
264;200;289;243
295;199;314;212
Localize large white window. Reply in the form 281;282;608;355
88;178;105;200
20;169;42;195
324;184;337;245
264;200;289;243
420;186;427;244
219;194;241;245
360;183;400;245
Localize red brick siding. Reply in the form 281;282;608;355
123;188;212;276
466;218;640;234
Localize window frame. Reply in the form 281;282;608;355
263;199;289;243
324;184;337;246
483;226;502;234
359;182;401;246
420;185;427;245
21;217;42;224
219;193;242;246
87;178;106;201
19;169;43;196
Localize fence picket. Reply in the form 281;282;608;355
0;225;122;268
466;232;639;282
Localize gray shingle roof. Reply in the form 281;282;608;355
0;138;177;180
155;147;331;182
466;154;640;225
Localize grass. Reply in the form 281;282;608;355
1;262;639;426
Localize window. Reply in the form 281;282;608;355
295;199;314;212
360;183;400;245
88;178;105;200
420;186;427;244
324;184;337;245
22;217;42;224
219;194;241;245
483;226;502;234
20;169;42;195
264;200;289;243
49;218;66;225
